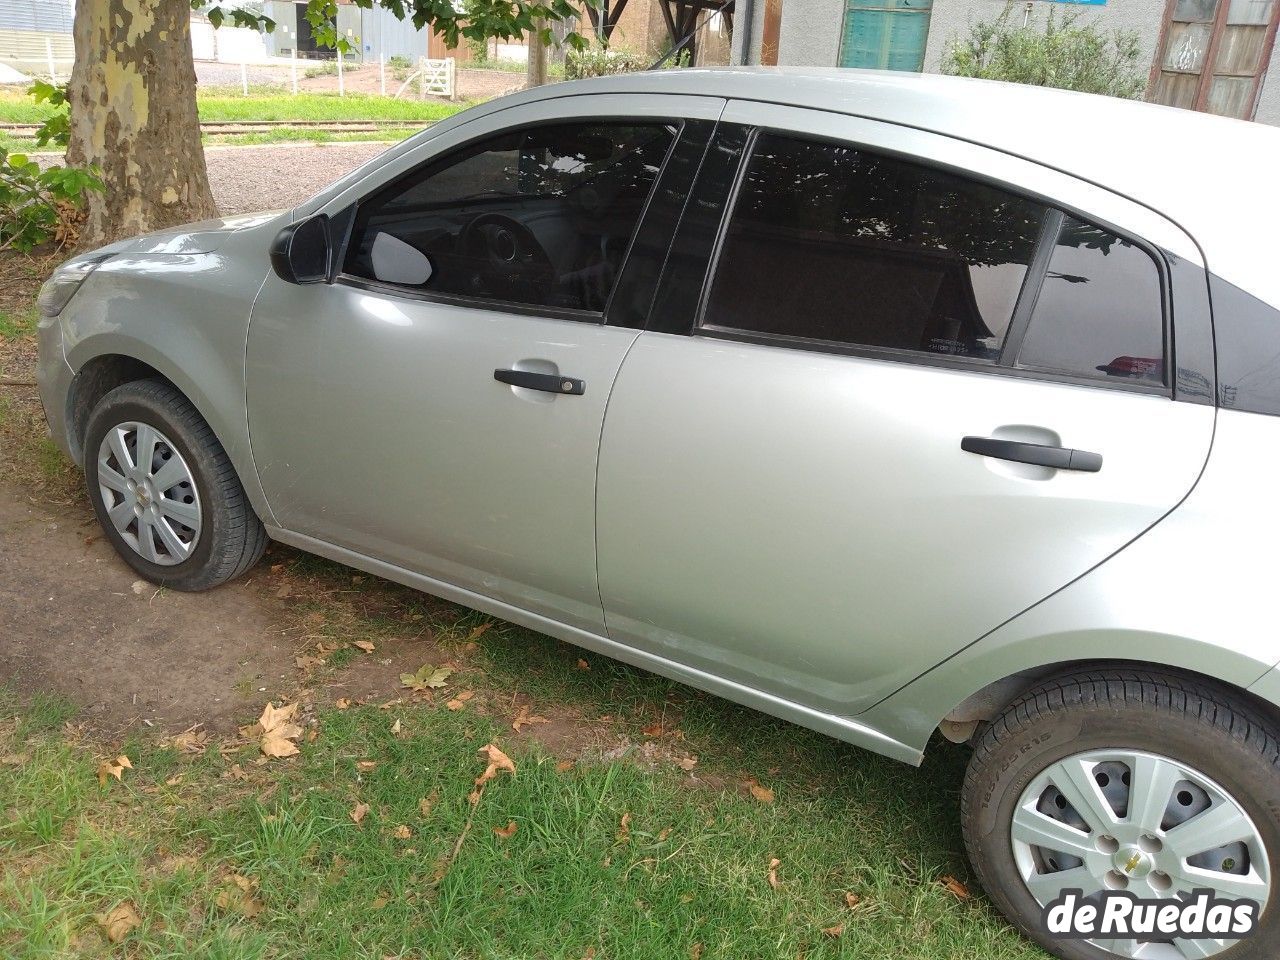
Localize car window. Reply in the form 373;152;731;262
1016;216;1165;385
701;133;1047;360
344;121;677;314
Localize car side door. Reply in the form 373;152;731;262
246;94;723;633
595;102;1216;718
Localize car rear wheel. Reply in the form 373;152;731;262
84;379;266;591
962;669;1280;960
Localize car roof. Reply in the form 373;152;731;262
504;67;1280;309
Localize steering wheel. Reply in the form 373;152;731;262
458;214;554;294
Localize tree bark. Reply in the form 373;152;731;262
525;20;548;88
68;0;218;248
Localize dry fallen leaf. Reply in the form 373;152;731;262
97;901;141;942
555;759;574;773
575;659;591;671
446;690;475;711
253;702;303;759
511;703;549;732
169;727;208;754
392;824;412;840
845;892;863;911
493;820;518;839
216;874;264;917
642;723;664;737
400;664;453;692
822;922;845;938
349;801;370;825
418;791;438;817
352;640;376;653
475;743;516;787
97;754;132;787
336;698;353;710
467;622;494;641
767;857;781;890
390;718;402;736
748;782;775;804
356;760;377;772
940;875;971;900
657;827;673;842
369;896;389;910
295;655;324;670
130;580;147;596
690;945;704;960
676;756;698;771
617;812;632;843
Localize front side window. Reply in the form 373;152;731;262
702;133;1047;360
344;122;676;313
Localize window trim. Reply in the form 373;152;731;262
690;125;1175;399
331;115;687;325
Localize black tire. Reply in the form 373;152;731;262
84;379;267;591
962;668;1280;960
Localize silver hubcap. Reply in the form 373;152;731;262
95;421;201;566
1012;749;1270;958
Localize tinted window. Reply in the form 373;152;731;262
1017;217;1165;384
344;122;675;313
702;133;1046;359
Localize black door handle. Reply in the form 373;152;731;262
961;436;1102;472
494;368;586;395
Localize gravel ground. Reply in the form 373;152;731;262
206;141;390;214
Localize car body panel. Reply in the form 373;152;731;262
867;408;1280;755
55;219;285;525
245;94;726;633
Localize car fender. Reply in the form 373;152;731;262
59;249;276;527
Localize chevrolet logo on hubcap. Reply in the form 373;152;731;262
1124;851;1142;874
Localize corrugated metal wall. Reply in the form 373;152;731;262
359;7;430;63
0;0;73;33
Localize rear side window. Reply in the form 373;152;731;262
701;133;1047;360
1016;216;1165;385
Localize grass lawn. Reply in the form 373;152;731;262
0;678;1047;960
0;90;465;150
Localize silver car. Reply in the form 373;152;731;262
35;67;1280;959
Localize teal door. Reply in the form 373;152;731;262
839;0;934;71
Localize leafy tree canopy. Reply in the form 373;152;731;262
194;0;594;53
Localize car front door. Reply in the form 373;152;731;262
246;95;723;632
595;103;1216;716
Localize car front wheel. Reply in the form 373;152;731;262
84;379;266;591
962;669;1280;960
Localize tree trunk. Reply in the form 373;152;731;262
68;0;218;249
526;21;548;88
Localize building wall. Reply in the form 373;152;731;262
922;0;1168;74
1256;35;1280;124
0;0;73;33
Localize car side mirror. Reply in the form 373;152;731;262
270;214;332;284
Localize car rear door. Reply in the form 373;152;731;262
595;102;1216;717
246;95;723;634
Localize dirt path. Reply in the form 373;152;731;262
0;488;298;734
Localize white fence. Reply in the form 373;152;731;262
0;28;73;81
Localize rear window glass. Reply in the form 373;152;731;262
1016;217;1165;385
701;132;1047;360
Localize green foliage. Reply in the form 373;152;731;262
942;1;1147;99
565;46;650;79
0;148;103;253
26;80;70;148
199;0;593;56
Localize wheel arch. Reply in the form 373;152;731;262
63;334;274;527
861;635;1280;760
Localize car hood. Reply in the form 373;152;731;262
116;210;288;256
